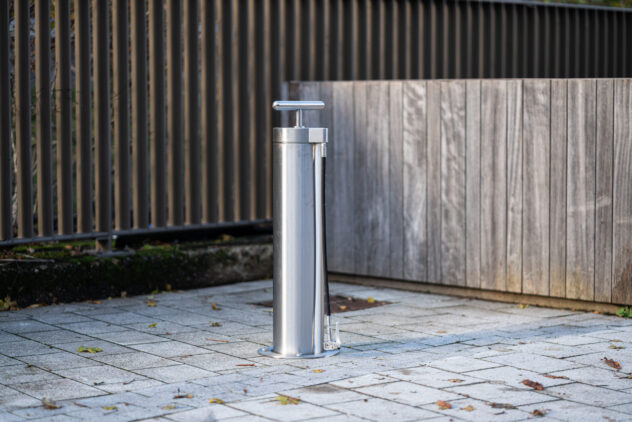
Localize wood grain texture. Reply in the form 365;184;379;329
440;81;466;286
595;79;614;303
389;82;404;279
549;80;567;298
465;80;481;289
403;81;427;282
426;81;442;282
481;80;507;291
522;80;550;296
364;82;391;278
613;80;632;305
566;79;596;301
506;80;523;293
353;82;369;276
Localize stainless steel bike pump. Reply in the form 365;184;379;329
258;100;340;359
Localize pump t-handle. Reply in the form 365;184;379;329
273;100;325;128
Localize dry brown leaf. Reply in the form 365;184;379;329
209;398;225;404
211;301;221;310
437;330;448;334
236;363;255;367
603;357;622;370
205;338;229;343
518;304;529;309
313;369;324;373
531;409;547;417
73;402;88;408
521;379;543;390
543;374;568;379
162;404;176;410
42;398;60;410
339;305;347;310
173;394;193;399
209;321;222;327
610;344;624;350
448;379;464;383
145;299;156;307
460;405;475;412
611;339;622;342
489;403;516;409
243;388;248;394
436;400;452;410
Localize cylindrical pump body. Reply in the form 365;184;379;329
272;126;327;357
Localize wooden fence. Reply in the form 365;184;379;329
292;79;632;305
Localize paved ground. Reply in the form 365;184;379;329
0;280;631;421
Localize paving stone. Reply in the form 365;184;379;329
95;330;167;346
542;382;632;407
325;397;440;421
130;341;211;358
133;364;217;383
481;352;583;373
54;340;134;356
90;352;175;370
420;397;530;422
204;341;264;358
230;394;340;421
173;352;255;371
356;381;461;406
330;373;398;388
17;351;96;371
0;385;42;410
0;331;24;343
429;356;501;373
380;365;484;388
545;334;608;346
0;354;20;367
20;330;93;345
547;366;632;390
447;382;557;406
31;312;94;325
58;321;128;335
0;340;55;357
166;405;247;422
0;320;57;334
520;400;632;421
9;378;104;401
278;384;368;405
466;365;574;390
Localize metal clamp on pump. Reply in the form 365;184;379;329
258;100;340;359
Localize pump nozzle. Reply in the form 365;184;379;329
273;100;325;127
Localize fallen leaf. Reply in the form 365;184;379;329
42;398;60;410
151;289;160;295
611;339;622;342
489;403;516;409
436;400;452;410
209;398;225;404
518;304;529;309
627;373;632;379
209;321;222;327
313;369;324;373
211;301;221;310
205;338;229;342
461;405;475;412
339;305;347;311
87;300;102;304
162;404;176;410
521;379;543;390
73;402;88;408
273;395;300;405
77;346;102;354
236;364;255;367
437;330;448;334
148;323;157;328
543;374;568;379
367;297;375;303
165;283;172;291
610;344;624;350
531;409;547;417
243;388;247;394
603;357;622;370
145;299;156;307
173;394;193;399
448;379;463;383
102;405;117;411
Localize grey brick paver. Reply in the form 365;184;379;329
1;280;629;421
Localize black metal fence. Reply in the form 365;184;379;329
1;0;630;247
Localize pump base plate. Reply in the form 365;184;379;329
257;346;340;359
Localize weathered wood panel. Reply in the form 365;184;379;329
506;80;523;293
595;80;614;303
566;79;596;301
440;81;466;286
389;82;404;279
481;80;507;291
364;83;391;278
613;80;632;305
549;80;567;298
353;82;369;276
426;81;442;282
403;81;428;281
465;80;481;289
522;80;550;296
